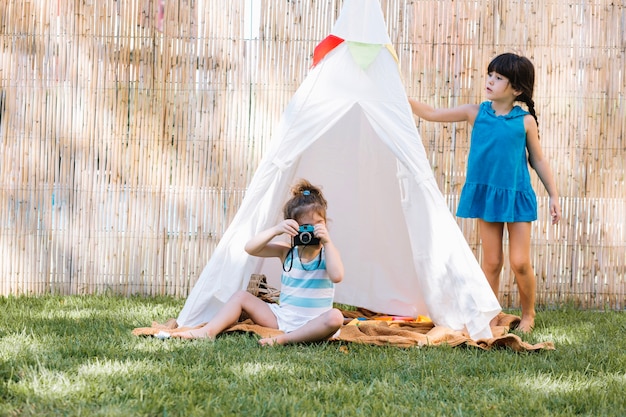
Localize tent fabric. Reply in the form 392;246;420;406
176;0;501;340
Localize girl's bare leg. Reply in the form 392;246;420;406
478;220;505;297
507;222;536;332
258;308;344;346
478;220;506;327
174;291;278;339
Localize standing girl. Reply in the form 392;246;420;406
175;179;345;345
409;53;561;332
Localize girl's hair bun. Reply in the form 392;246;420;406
291;180;319;196
284;179;328;221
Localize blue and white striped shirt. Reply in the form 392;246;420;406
279;247;335;318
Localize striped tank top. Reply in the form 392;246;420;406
279;247;335;319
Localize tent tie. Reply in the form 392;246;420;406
272;158;289;171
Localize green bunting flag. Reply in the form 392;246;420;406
347;42;383;70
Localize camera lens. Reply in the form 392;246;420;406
300;232;312;244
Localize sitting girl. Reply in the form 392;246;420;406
174;179;345;345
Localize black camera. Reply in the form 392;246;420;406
293;224;320;246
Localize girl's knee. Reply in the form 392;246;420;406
511;261;533;276
230;290;253;303
509;253;532;274
326;308;344;329
482;257;504;274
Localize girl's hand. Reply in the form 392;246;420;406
245;220;297;258
549;197;562;224
275;219;300;238
313;223;331;245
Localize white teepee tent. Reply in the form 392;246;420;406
177;0;501;339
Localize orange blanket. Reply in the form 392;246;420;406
132;310;554;352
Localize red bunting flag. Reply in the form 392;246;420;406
311;34;345;68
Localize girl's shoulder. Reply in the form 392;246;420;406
510;105;530;118
479;102;528;119
474;101;491;119
462;103;481;125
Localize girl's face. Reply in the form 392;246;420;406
485;71;519;101
297;210;325;227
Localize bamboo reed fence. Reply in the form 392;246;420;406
0;0;624;309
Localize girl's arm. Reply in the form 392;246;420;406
313;223;344;284
244;220;299;259
409;98;479;124
525;115;562;224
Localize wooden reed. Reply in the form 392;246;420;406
0;0;623;310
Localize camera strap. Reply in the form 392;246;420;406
282;247;295;272
282;245;323;273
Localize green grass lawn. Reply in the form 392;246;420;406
0;295;624;417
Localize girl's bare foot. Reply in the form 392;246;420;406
258;336;283;346
517;317;535;333
172;330;214;340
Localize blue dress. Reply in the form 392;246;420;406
456;101;537;222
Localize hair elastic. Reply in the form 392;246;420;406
302;190;310;195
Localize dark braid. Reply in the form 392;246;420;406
488;53;538;127
520;95;538;127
